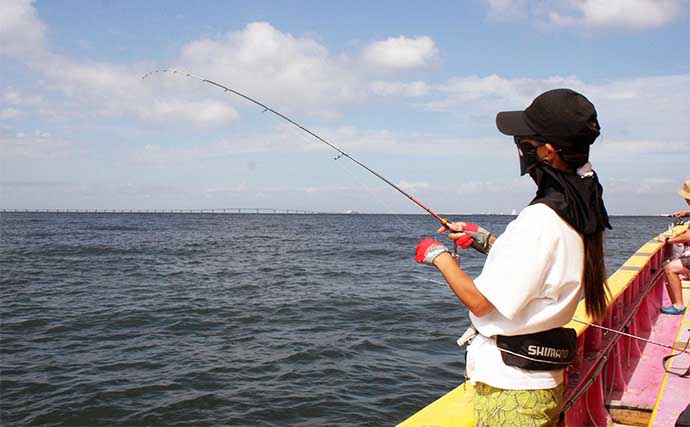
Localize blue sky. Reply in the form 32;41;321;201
1;0;689;215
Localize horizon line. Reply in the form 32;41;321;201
0;208;673;217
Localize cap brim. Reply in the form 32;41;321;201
496;111;535;136
679;189;690;200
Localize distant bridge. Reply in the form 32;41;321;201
0;208;320;214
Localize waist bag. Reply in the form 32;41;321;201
497;327;577;371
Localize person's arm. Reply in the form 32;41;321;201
433;252;495;317
417;205;556;320
668;229;690;244
672;209;690;218
415;239;495;317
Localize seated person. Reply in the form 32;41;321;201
659;179;690;315
671;179;690;218
660;230;690;315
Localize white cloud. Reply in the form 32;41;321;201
368;80;430;97
362;36;439;70
2;0;686;178
0;18;241;129
136;99;238;128
484;0;689;30
485;0;532;20
633;177;679;194
176;21;360;117
0;126;71;159
0;108;21;119
604;176;679;194
31;55;239;128
0;0;45;57
567;0;687;29
457;178;534;194
0;1;244;128
417;73;689;154
205;184;249;194
134;142;229;164
1;88;42;106
398;180;431;192
420;74;586;124
128;119;513;165
361;72;688;167
583;75;690;146
433;74;525;106
131;126;294;163
307;125;398;152
595;138;690;161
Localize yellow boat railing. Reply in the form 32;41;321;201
398;221;688;427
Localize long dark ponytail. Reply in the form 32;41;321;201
582;231;609;320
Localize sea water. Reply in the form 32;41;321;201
0;213;673;426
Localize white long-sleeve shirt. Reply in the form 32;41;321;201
466;203;584;390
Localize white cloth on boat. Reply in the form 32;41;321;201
576;161;594;178
466;203;584;390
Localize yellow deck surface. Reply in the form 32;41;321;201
397;222;688;427
647;280;690;427
396;383;475;427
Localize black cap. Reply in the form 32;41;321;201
496;89;600;150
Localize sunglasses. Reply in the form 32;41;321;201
513;136;560;175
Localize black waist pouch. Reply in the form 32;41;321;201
496;327;577;371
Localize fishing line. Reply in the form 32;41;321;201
142;69;452;230
144;68;460;290
413;275;449;286
572;318;690;354
258;110;417;233
238;110;440;284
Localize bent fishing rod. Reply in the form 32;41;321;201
142;69;452;229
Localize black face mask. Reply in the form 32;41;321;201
515;137;539;175
514;137;549;176
528;165;611;235
515;136;589;175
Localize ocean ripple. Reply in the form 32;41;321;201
0;212;672;426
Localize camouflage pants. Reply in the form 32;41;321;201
474;382;564;427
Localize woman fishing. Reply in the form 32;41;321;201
415;89;611;426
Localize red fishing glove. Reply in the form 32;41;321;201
454;233;474;249
453;222;493;255
415;238;450;265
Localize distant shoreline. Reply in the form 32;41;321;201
0;209;672;217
